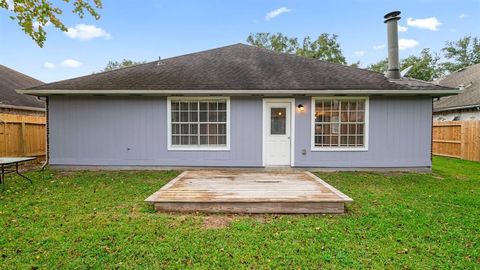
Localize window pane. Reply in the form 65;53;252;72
190;136;198;145
271;108;286;135
180;112;189;122
190;112;198;122
181;124;189;134
190;124;198;135
218;111;226;122
172;136;180;145
208;124;217;135
218;124;226;135
172;124;180;135
181;135;189;145
349;112;357;122
189;102;198;111
200;124;208;135
357;112;365;122
171;102;180;111
218;136;226;145
209;136;217;144
200;102;208;110
200;136;208;145
199;111;208;122
218;102;227;110
172;112;179;122
357;124;364;135
209;102;217;111
357;136;364;145
209;111;217;122
180;102;188;110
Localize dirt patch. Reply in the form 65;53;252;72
202;215;235;229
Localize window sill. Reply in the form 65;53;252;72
310;147;368;152
168;146;230;151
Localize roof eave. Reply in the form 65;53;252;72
17;89;462;97
434;104;480;112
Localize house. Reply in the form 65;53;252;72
18;11;459;170
0;64;44;116
434;64;480;121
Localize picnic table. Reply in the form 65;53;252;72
0;157;36;185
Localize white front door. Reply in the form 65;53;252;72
263;99;293;166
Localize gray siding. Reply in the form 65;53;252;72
49;95;432;168
49;96;263;166
294;96;432;167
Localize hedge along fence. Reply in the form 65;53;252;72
433;120;480;162
0;113;46;157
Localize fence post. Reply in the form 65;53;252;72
20;121;26;156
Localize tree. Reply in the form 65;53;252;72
367;58;388;73
367;49;442;81
246;32;346;65
350;61;361;68
441;35;480;73
401;49;442;81
103;59;146;71
0;0;102;47
246;33;298;54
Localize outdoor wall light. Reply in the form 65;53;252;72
297;104;305;112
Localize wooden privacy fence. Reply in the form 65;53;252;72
0;113;46;157
432;121;480;162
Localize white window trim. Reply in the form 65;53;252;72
167;96;231;151
310;96;369;152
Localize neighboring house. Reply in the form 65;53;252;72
0;64;45;116
19;12;459;170
434;64;480;121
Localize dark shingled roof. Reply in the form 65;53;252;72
27;43;451;92
434;63;480;111
0;64;44;108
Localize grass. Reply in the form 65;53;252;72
1;157;479;269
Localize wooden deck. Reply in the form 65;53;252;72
145;170;353;214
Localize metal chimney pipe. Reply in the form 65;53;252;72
384;11;401;80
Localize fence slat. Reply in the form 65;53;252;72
0;114;46;157
433;120;480;162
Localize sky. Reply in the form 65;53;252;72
0;0;479;83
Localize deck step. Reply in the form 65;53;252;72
152;201;345;214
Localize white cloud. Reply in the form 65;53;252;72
373;44;385;50
65;24;112;40
407;17;441;31
459;13;469;19
398;25;408;32
399;38;419;50
265;7;292;21
43;62;55;69
60;59;82;68
354;50;365;57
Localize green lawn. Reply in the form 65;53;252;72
1;157;479;269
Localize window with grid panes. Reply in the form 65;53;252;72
170;99;228;148
313;98;367;148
